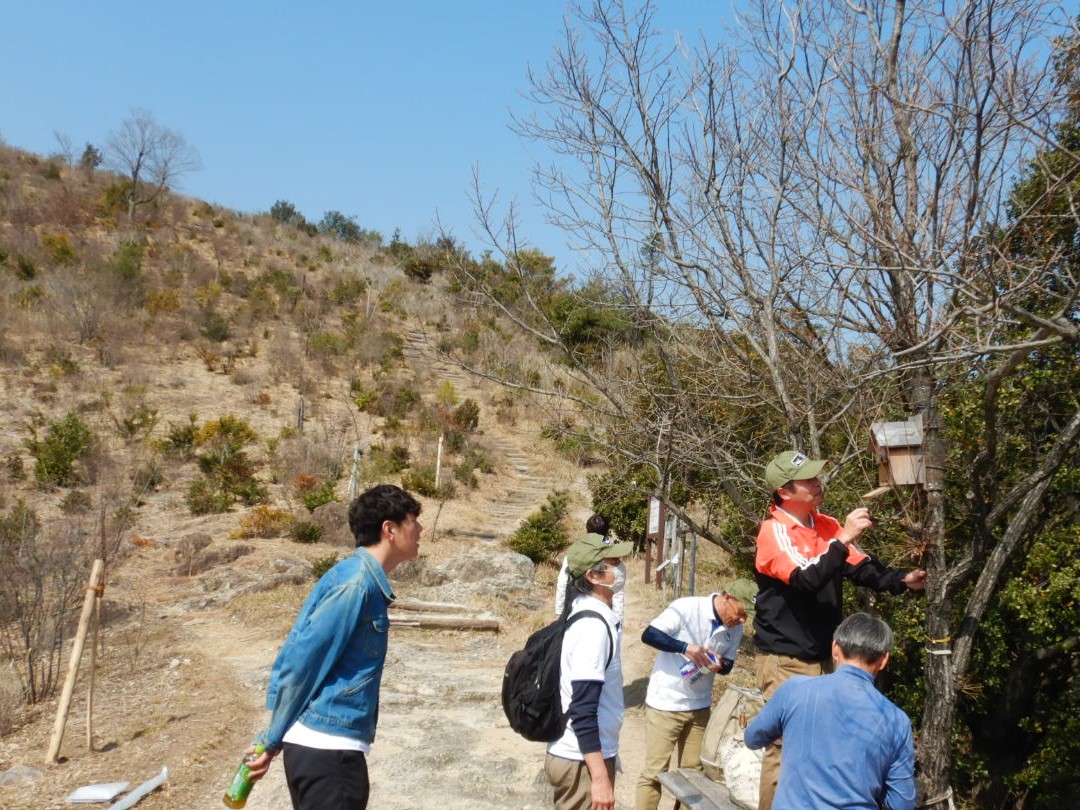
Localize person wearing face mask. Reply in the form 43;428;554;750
635;579;757;810
555;515;624;624
546;533;634;810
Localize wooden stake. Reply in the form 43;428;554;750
46;558;103;763
86;584;101;751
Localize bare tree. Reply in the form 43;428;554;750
457;0;1079;803
105;108;200;221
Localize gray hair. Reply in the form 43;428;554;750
834;612;893;664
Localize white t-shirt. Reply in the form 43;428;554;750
555;556;625;623
283;721;370;752
643;594;744;712
547;595;624;761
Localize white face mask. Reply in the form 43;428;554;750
596;562;626;594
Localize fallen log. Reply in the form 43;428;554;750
389;614;499;632
390;599;470;614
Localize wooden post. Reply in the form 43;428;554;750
86;585;101;750
348;443;363;501
46;558;103;763
434;434;444;489
688;531;698;596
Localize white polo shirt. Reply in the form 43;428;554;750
644;594;744;712
547;595;624;761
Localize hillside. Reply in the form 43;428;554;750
0;143;745;809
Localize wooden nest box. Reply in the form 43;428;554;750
869;415;925;487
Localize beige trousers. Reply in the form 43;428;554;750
754;654;832;810
635;704;712;810
546;753;617;810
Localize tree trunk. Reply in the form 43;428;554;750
910;367;956;807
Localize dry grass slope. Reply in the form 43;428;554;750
0;142;745;810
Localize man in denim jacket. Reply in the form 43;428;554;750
243;484;423;810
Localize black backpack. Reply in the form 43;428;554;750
501;609;614;742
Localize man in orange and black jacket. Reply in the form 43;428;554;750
752;450;926;810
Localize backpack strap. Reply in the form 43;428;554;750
565;609;615;668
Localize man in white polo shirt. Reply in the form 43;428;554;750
635;579;757;810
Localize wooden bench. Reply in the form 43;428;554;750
657;768;743;810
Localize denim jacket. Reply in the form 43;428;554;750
258;546;394;751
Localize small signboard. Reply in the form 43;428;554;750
645;497;665;586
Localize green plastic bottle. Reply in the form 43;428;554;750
222;744;265;808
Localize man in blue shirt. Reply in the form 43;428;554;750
241;483;423;810
744;612;915;810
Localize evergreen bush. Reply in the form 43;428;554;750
508;490;571;564
26;413;92;487
290;520;325;545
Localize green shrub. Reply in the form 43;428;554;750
541;419;600;465
444;398;481;451
42;234;77;265
331;276;369;304
353;387;378;413
302;479;338;512
265;266;296;298
363;444;411;479
309;331;351;358
187;415;268;513
508;490;571;564
290;520;325;544
435;381;459;406
401;465;455;500
99;181;132;217
233;479;269;507
186;476;233;514
114;402;159;439
311;554;339;578
454;447;493;489
199;309;230;342
26;413;92;487
43;345;79;375
402;255;439;283
13;285;44;309
110;241;142;278
13;254;35;280
159;413;199;460
374;385;420;419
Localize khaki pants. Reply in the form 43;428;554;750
635;704;711;810
546;753;617;810
755;654;832;810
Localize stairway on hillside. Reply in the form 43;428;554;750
401;328;582;540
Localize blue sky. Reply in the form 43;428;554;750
1;1;724;275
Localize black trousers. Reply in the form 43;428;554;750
283;743;370;810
